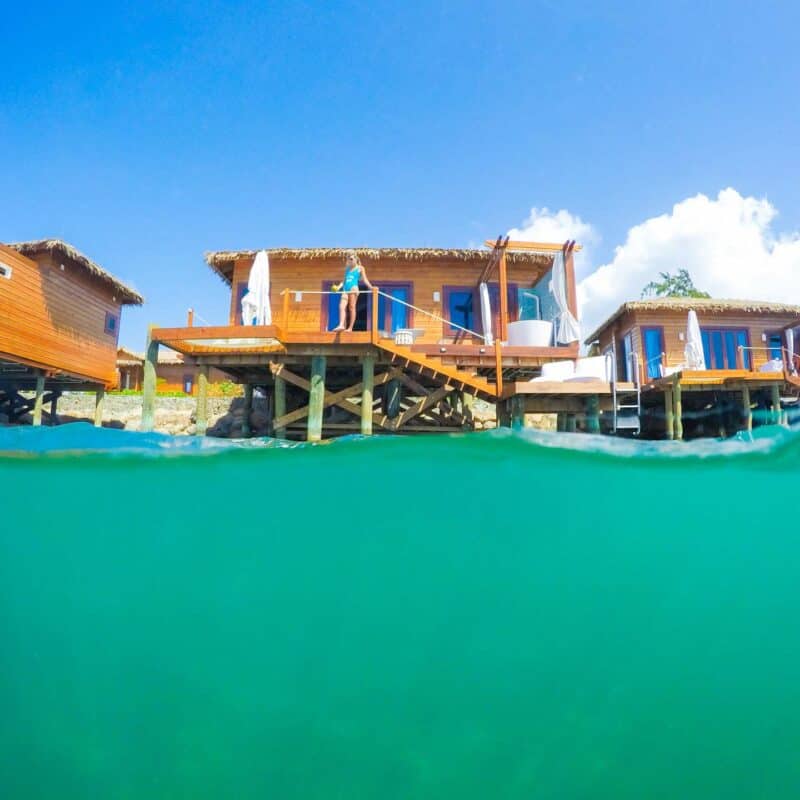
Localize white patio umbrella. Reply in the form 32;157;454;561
684;309;706;370
549;249;580;344
479;282;494;346
241;250;272;326
786;328;795;374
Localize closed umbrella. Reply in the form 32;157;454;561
684;309;706;370
479;282;494;346
241;250;272;326
549;249;580;344
786;328;795;374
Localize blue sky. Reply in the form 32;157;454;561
3;1;799;347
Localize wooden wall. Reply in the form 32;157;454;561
226;254;556;344
597;307;800;376
116;363;230;394
0;244;123;386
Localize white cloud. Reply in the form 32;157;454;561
507;206;599;280
573;188;800;337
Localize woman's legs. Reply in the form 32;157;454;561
333;293;348;331
346;291;358;331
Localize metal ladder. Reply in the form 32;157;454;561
608;351;642;435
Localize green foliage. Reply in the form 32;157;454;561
641;269;710;299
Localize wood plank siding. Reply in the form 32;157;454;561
0;244;125;386
596;307;800;378
225;253;557;344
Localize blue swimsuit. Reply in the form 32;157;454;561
343;265;361;291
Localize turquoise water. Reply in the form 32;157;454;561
1;423;799;798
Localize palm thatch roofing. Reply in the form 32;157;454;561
205;247;554;284
10;239;144;305
586;297;800;344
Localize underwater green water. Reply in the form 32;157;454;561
1;424;799;798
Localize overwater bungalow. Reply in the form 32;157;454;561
143;239;584;438
585;297;800;438
116;347;230;395
0;240;143;425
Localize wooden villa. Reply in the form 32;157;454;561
116;347;230;395
142;238;586;438
0;240;143;426
585;297;800;438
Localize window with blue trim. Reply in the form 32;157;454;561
446;289;475;332
104;312;119;337
767;332;783;360
701;328;750;369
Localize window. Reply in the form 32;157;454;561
0;261;11;279
700;328;750;369
444;287;475;333
443;283;518;339
766;331;783;360
104;312;119;337
641;327;665;379
517;287;541;321
235;282;248;324
377;284;411;334
183;375;194;394
620;331;634;381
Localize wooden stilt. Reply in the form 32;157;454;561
556;413;566;432
274;376;286;438
496;400;511;428
664;388;674;440
741;386;752;432
510;395;525;430
673;380;683;440
94;387;105;428
141;326;159;432
565;414;577;433
585;394;600;433
308;355;326;442
195;365;209;436
361;354;374;435
771;384;781;425
50;392;59;426
242;384;253;437
32;374;45;427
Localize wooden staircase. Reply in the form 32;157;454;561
376;340;497;401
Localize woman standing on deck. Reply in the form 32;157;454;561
333;251;373;332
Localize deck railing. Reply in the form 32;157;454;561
278;287;491;344
736;345;796;373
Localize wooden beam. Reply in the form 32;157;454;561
32;374;45;427
196;365;209;436
151;324;281;342
50;392;59;425
673;380;683;440
741;385;752;433
393;385;453;430
242;384;253;437
141;326;158;432
664;388;674;440
510;395;525;430
94;387;105;428
585;394;600;433
274;375;286;438
498;246;509;342
308;355;326;442
484;239;583;252
361;354;374;435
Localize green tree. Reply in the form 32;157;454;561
641;269;710;299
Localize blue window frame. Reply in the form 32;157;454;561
104;311;119;337
642;327;664;379
377;284;411;334
701;328;750;369
767;332;783;360
446;288;475;332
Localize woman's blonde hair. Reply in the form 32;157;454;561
345;250;361;266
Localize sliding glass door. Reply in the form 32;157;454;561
700;328;750;369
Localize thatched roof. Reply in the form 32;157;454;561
115;347;184;366
10;239;144;305
586;297;800;344
205;247;553;284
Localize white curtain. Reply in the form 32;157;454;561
548;250;580;344
241;250;272;326
786;328;795;374
684;310;706;370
